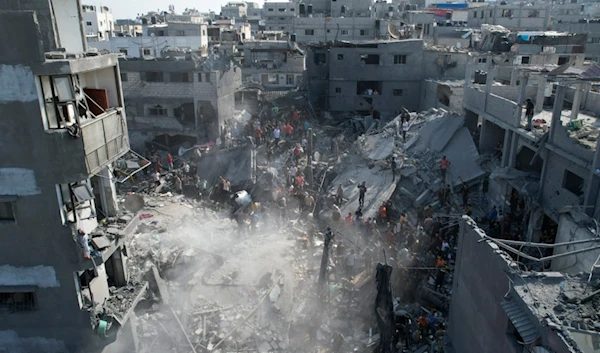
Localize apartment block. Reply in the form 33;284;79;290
467;3;551;31
220;1;248;19
89;22;209;58
307;39;470;114
239;40;305;89
82;5;114;42
119;56;242;150
264;1;298;34
0;1;144;352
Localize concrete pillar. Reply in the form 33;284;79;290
570;83;583;120
516;75;529;127
535;75;546;114
584;137;600;217
501;129;512;167
510;69;518;86
479;120;488;152
465;57;475;88
193;100;199;129
548;85;566;145
98;166;119;217
433;26;438;45
508;131;519;168
484;67;496;111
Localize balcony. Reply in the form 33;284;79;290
81;109;129;176
463;86;521;128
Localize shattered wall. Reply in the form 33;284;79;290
449;218;520;353
422;50;469;81
552;213;600;274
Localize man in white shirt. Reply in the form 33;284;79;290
183;162;190;175
402;120;409;141
273;127;281;143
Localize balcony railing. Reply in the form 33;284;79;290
81;108;129;176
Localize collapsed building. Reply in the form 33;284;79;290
0;1;147;352
120;54;242;151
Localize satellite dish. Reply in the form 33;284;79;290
456;42;462;49
388;23;400;39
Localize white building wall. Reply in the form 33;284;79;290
89;36;208;58
53;0;87;52
293;17;378;43
83;7;114;41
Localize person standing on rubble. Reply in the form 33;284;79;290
166;153;174;171
182;161;190;175
524;98;535;131
273;126;281;144
391;157;397;182
293;145;301;163
357;181;367;208
460;180;469;206
440;156;450;183
402;119;409;142
152;170;161;187
336;184;344;205
400;106;410;122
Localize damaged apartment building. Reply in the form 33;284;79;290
238;39;305;89
0;0;146;352
119;54;242;151
451;216;600;353
306;39;470;115
462;27;600;260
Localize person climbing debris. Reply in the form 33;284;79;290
357;181;367;208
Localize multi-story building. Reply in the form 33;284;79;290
292;17;396;43
119;55;242;150
114;19;142;37
82;4;115;41
462;45;600;247
89;22;209;58
221;1;248;19
307;39;470;113
0;1;145;352
239;40;305;88
467;3;551;31
554;20;600;62
264;1;298;34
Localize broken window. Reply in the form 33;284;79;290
0;200;15;221
360;29;369;36
143;72;163;82
39;75;81;129
528;10;539;17
278;8;285;12
360;54;380;65
393;89;403;96
563;170;584;196
268;8;274;11
0;287;36;312
305;29;314;35
57;181;95;224
394;55;407;64
149;105;167;116
502;9;512;17
197;73;203;82
335;87;342;93
142;48;151;56
558;56;570;65
472;11;477;18
521;56;530;64
341;29;348;35
338;54;344;60
480;11;484;19
118;48;128;55
478;58;487;63
86;21;93;26
170;72;192;83
120;73;128;82
489;10;493;17
205;73;211;83
313;52;326;65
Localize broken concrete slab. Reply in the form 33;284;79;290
412;113;465;153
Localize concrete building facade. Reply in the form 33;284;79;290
119;57;242;150
239;40;305;89
307;40;469;114
88;23;209;58
221;1;248;19
82;4;114;42
467;4;551;31
264;1;298;34
0;1;145;352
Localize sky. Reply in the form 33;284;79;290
88;0;249;20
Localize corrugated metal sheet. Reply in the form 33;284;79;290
578;65;600;81
501;300;540;343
